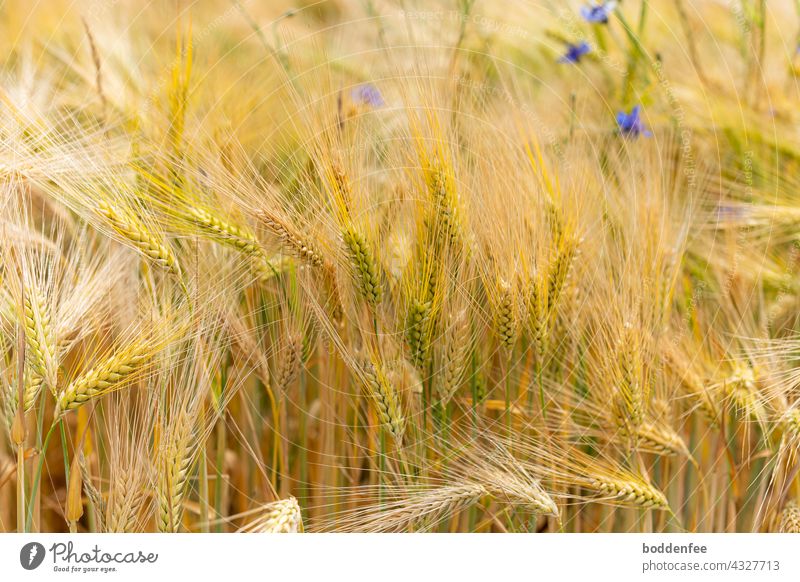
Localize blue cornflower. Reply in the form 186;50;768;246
580;1;617;24
715;203;746;224
351;84;385;108
616;105;651;137
559;41;591;64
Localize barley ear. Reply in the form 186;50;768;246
342;224;383;307
361;359;405;443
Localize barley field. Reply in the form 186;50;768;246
1;0;799;534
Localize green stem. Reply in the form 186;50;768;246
616;3;650;106
378;428;387;506
59;422;70;489
299;371;308;509
538;363;546;419
199;445;209;533
214;420;226;533
26;420;59;532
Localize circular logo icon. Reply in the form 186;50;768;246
20;542;46;570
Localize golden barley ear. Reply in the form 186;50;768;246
238;498;304;533
256;208;325;269
778;501;800;533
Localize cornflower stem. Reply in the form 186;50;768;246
616;2;650;107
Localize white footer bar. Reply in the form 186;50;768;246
1;534;798;581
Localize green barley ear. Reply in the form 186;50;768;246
492;278;517;350
17;369;44;413
528;271;550;361
548;235;579;311
54;336;159;416
612;323;645;443
473;368;488;404
435;308;472;405
342;223;383;307
587;474;669;509
97;201;182;277
187;207;280;282
405;297;433;370
361;358;405;443
428;168;462;247
1;383;14;431
22;283;57;394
